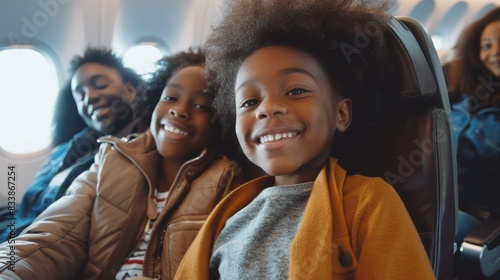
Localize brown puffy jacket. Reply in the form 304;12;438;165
0;130;244;280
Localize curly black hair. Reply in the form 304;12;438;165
138;47;209;112
69;47;143;88
51;80;86;146
204;0;398;170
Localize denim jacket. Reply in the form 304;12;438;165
0;128;100;241
452;96;500;215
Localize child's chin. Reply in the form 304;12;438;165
263;168;295;178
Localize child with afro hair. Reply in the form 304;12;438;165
175;0;435;279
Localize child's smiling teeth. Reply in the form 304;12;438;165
164;124;188;135
260;132;297;144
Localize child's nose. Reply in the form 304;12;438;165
255;97;287;119
169;106;190;119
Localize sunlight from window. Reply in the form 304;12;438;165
0;48;58;154
123;44;163;80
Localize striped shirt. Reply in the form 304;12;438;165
115;190;169;280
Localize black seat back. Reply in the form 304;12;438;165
349;16;457;280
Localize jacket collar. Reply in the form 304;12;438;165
174;158;357;279
98;129;216;194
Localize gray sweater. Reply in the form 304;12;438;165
210;182;314;279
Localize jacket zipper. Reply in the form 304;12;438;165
98;139;157;276
98;139;155;198
142;153;207;276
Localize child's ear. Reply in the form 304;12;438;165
335;98;352;133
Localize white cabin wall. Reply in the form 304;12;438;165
393;0;500;62
110;0;225;56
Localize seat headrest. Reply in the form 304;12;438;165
387;17;437;99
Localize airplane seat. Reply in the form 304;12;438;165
340;16;457;280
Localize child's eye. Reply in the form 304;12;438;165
195;104;212;112
163;96;177;101
240;99;259;108
287;88;309;95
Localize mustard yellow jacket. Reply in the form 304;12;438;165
175;158;435;280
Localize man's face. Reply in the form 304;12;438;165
71;63;137;135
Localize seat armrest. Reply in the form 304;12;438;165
463;217;500;249
460;217;500;277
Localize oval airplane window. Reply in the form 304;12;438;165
0;48;58;155
123;43;163;80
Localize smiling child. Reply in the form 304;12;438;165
174;1;435;279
